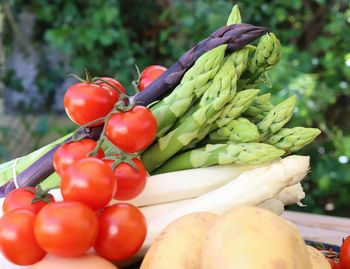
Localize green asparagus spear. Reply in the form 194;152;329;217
258;96;297;140
208;117;260;143
239;33;281;88
183;89;260;150
153;143;284;174
142;53;240;172
227;5;242;25
265;127;321;153
151;45;226;137
243;93;274;123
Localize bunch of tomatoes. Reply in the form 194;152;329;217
0;65;166;266
326;236;350;269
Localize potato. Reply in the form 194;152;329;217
201;206;312;269
140;212;217;269
307;246;331;269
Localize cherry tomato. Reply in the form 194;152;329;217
139;65;167;91
3;187;54;214
329;259;342;269
94;203;147;260
0;209;46;265
61;157;116;210
64;82;119;126
98;77;126;97
340;236;350;269
34;201;98;257
105;106;157;153
104;158;147;200
53;139;104;176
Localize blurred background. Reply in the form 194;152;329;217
0;0;349;216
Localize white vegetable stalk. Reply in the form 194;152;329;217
116;163;260;207
126;155;310;264
258;199;285;215
276;183;306;206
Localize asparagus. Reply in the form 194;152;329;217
265;127;321;154
142;53;241;172
151;45;226;137
0;23;267;197
258;96;297;140
226;5;242;25
239;32;281;88
208;117;260;143
153;143;285;174
243;93;274;123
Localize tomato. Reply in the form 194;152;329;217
61;157;116;210
329;259;342;269
98;77;126;97
105;106;157;153
64;82;118;126
340;236;350;269
34;201;98;257
104;158;147;200
94;203;147;260
0;209;46;265
53;139;104;176
3;187;54;214
139;65;167;91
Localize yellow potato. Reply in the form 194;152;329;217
307;246;331;269
201;206;312;269
140;212;217;269
30;254;117;269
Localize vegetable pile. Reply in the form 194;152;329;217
0;4;328;269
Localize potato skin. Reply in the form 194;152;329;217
140;212;217;269
201;206;312;269
307;246;331;269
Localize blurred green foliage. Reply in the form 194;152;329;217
3;0;350;216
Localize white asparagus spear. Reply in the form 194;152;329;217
258;199;285;215
276;182;306;206
113;163;261;207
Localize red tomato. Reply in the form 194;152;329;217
98;77;126;97
94;203;147;260
34;201;98;257
340;236;350;269
329;259;342;269
64;82;118;126
61;158;116;210
105;106;157;153
3;187;54;214
53;139;104;176
0;209;46;265
139;65;167;91
104;158;147;200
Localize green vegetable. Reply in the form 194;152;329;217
150;45;226;137
153;143;285;174
243;93;274;123
208;117;260;143
226;5;242;25
258;96;297;140
142;52;242;172
265;127;321;154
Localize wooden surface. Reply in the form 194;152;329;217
283;211;350;246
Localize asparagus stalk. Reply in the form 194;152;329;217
243;93;274;123
264;127;321;154
258;96;297;140
239;32;281;89
153;143;284;174
276;183;305;206
142;52;242;172
151;45;226;137
0;23;267;197
208;117;260;143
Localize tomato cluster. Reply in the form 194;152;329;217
326;236;350;269
0;66;165;266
